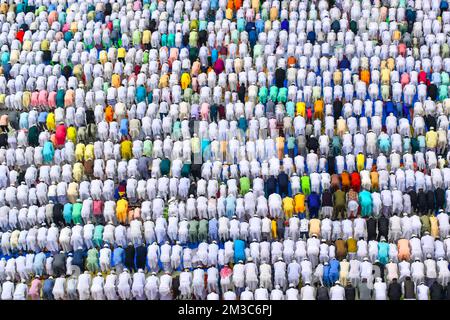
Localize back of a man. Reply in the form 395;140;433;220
387;279;402;300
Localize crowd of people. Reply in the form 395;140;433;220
0;0;450;300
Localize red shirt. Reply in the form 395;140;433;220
213;59;224;74
350;171;361;192
16;29;24;43
418;70;427;83
306;107;312;121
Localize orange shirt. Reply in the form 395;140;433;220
360;69;370;86
294;193;305;213
111;74;121;88
398;239;410;258
105;106;114;122
314;99;324;114
309;219;321;236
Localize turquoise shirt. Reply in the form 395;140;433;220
358;190;372;217
286;102;295;118
377;242;390;265
63;203;73;225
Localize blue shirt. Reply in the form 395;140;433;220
38;112;48;123
136;86;146;103
73;249;86;268
33;252;46;269
120;118;129;136
308;192;321;209
43;278;55;295
208;218;218;236
112;247;125;267
234;239;246;263
329;259;340;274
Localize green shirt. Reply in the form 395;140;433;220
258;87;268;104
181;163;191;178
198;219;209;241
93;225;104;245
277;87;288;103
240;177;250;195
56;89;65;108
143;140;153;157
72;203;83;224
442;72;449;86
420;215;431;234
439;85;448;100
132;30;141;46
301;176;311;195
27;126;39;146
287;137;296;149
188;220;199;242
167;34;175;47
286;102;295;118
334;190;346;207
86;248;99;272
269;86;279;102
160;158;171;176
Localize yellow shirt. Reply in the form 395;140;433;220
22;91;31;108
142;30;151;44
117;47;126;59
191;137;200;154
22;40;32;51
40;39;50;51
386;58;395;71
426;131;438;148
381;68;390;84
72;162;84;182
159;74;169;88
75;143;86;161
269;7;278;21
226;8;233;20
111;74;121;88
282;197;295;213
46;112;55;131
430;216;439;238
120;140;132;160
333;70;342;85
117;198;128;214
181;73;191;90
67;126;77;144
271;220;277;239
84;144;95;161
70;21;78;33
356;153;365;171
99;51;108;64
296;102;306;117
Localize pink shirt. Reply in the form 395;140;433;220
48;91;56;108
400;73;410;87
31;91;39;107
29;279;42;299
398;43;406;57
38;90;48;107
62;23;70;33
201;103;210;120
